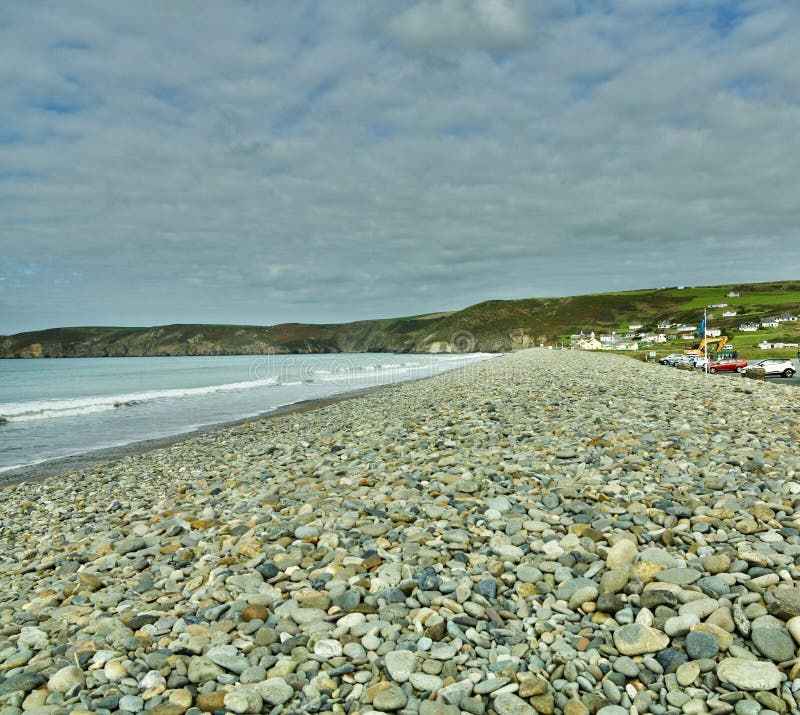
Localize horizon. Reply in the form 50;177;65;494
4;276;799;336
2;1;799;334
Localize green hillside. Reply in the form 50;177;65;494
2;280;799;358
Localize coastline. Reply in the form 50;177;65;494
0;382;395;488
3;349;800;714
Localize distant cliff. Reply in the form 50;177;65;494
3;280;799;357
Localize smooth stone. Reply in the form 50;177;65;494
665;614;700;637
685;631;720;660
409;673;444;692
676;661;701;686
384;650;418;683
373;683;408;711
419;702;461;715
786;616;800;646
613;624;670;655
46;665;85;693
716;659;782;691
658;568;701;585
314;639;343;659
766;588;800;620
751;625;796;663
606;540;638;569
0;673;46;695
493;692;537;715
256;678;294;706
224;690;263;714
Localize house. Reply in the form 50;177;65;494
577;337;603;350
677;324;697;333
615;342;639;351
761;319;779;328
680;333;695;340
776;313;798;322
599;333;618;346
638;333;667;344
728;290;740;298
628;323;643;331
706;328;722;338
759;341;799;350
722;310;737;317
657;321;673;330
739;322;759;332
709;303;728;309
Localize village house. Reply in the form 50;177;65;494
577;336;603;350
759;341;799;350
628;323;643;331
706;328;722;338
677;324;697;333
599;334;618;346
739;322;759;332
722;310;737;317
728;290;740;297
709;303;728;309
657;321;673;330
761;319;780;328
776;313;798;322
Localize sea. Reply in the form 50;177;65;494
0;352;494;474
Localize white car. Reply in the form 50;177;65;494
742;358;796;378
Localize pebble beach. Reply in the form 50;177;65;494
3;348;800;715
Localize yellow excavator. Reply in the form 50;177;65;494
684;336;729;357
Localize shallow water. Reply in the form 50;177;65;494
0;352;493;472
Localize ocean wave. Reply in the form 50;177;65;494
0;376;280;423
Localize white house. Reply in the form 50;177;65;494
577;337;603;350
727;290;740;297
776;314;798;322
628;323;643;331
761;319;780;328
722;310;737;317
706;328;722;338
740;322;759;332
709;303;728;308
680;333;695;340
677;325;697;333
759;341;799;350
599;333;617;346
657;321;673;330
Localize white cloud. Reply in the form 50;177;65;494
384;0;537;53
1;0;799;333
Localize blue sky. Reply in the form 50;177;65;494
1;0;799;333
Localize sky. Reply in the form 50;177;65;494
1;0;799;334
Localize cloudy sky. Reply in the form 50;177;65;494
1;0;799;334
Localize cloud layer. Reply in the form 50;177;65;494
1;0;799;333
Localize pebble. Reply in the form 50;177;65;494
2;349;800;714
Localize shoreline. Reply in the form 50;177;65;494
2;349;800;712
0;382;394;489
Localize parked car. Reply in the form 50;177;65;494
742;358;796;378
659;353;685;365
692;356;708;369
669;355;695;368
707;358;748;373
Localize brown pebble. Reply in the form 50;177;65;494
241;604;269;622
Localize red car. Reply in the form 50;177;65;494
708;358;748;373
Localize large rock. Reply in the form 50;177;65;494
766;588;800;621
716;658;782;691
613;624;670;655
493;692;538;715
